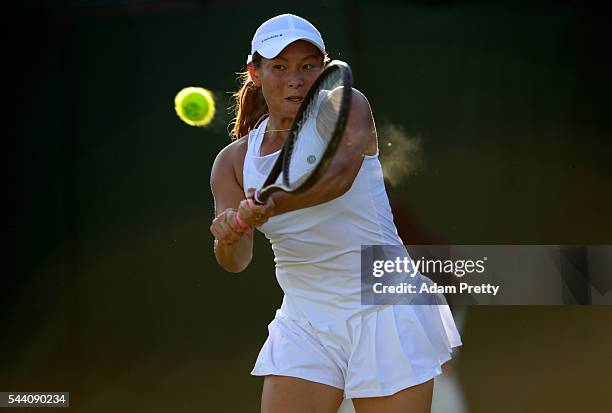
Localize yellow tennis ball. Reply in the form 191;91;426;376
174;87;215;127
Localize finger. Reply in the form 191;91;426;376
257;195;275;216
223;220;245;239
237;198;250;213
246;199;265;221
238;199;256;224
215;221;244;243
218;231;243;245
210;224;220;239
245;206;269;226
245;187;256;200
253;218;269;227
219;208;249;234
211;227;235;244
210;219;226;238
233;212;250;232
249;202;275;221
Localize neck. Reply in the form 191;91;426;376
265;115;294;143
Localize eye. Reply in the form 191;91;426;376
273;64;286;70
303;64;315;70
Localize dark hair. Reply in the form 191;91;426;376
228;49;330;141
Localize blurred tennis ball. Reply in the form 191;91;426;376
174;86;215;127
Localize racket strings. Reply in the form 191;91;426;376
315;74;344;142
316;86;344;143
286;69;346;188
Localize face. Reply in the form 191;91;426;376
249;40;324;120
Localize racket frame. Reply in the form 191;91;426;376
254;60;353;204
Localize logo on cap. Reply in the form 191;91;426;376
261;33;283;43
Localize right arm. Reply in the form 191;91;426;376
209;140;253;273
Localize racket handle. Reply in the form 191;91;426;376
235;212;249;232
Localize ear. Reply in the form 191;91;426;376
247;63;261;87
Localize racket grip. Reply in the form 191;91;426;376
235;212;249;232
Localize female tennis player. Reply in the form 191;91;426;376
209;13;462;413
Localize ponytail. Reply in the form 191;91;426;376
229;54;268;141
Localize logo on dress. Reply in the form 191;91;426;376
307;155;317;164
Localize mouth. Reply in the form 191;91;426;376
285;96;304;104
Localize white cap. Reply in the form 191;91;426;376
246;14;326;64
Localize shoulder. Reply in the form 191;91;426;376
345;88;377;155
350;88;373;116
211;135;249;189
346;88;375;126
214;135;248;164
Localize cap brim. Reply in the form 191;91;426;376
253;36;325;61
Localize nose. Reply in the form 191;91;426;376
287;71;304;89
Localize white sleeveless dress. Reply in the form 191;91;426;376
244;116;462;398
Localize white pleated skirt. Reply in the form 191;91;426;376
251;303;462;398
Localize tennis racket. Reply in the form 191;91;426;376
236;60;353;230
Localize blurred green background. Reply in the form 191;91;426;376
8;1;612;412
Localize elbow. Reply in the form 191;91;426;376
224;265;247;274
218;254;251;273
219;260;249;274
215;249;252;273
